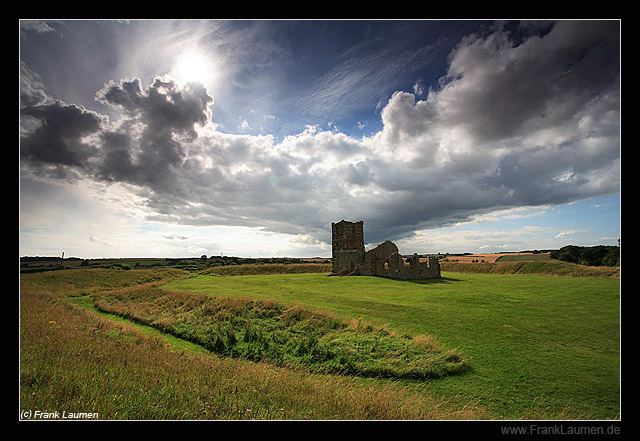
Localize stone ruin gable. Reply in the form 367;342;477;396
358;240;399;276
330;220;440;280
331;220;365;275
358;240;441;280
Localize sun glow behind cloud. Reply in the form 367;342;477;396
173;50;215;85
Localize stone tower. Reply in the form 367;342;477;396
331;220;365;275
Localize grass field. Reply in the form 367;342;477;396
19;263;620;420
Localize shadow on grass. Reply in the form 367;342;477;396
347;275;462;285
404;276;462;285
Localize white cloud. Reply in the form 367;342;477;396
555;230;587;238
413;80;424;96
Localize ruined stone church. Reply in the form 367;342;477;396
331;220;440;280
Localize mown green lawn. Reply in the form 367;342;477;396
164;272;620;419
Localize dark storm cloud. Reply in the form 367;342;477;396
20;101;103;168
94;76;213;190
97;77;212;136
20;63;104;173
20;63;214;197
20;21;620;247
434;20;619;144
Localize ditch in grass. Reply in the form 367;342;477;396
91;284;470;380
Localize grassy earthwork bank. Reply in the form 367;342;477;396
440;260;620;278
20;261;620;420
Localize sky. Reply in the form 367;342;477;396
19;19;621;259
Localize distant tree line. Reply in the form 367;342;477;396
165;255;331;269
20;256;82;262
198;256;330;266
550;245;620;267
20;255;332;273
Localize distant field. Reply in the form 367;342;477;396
440;252;550;263
495;253;551;262
20;257;171;268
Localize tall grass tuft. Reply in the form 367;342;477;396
91;284;469;380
